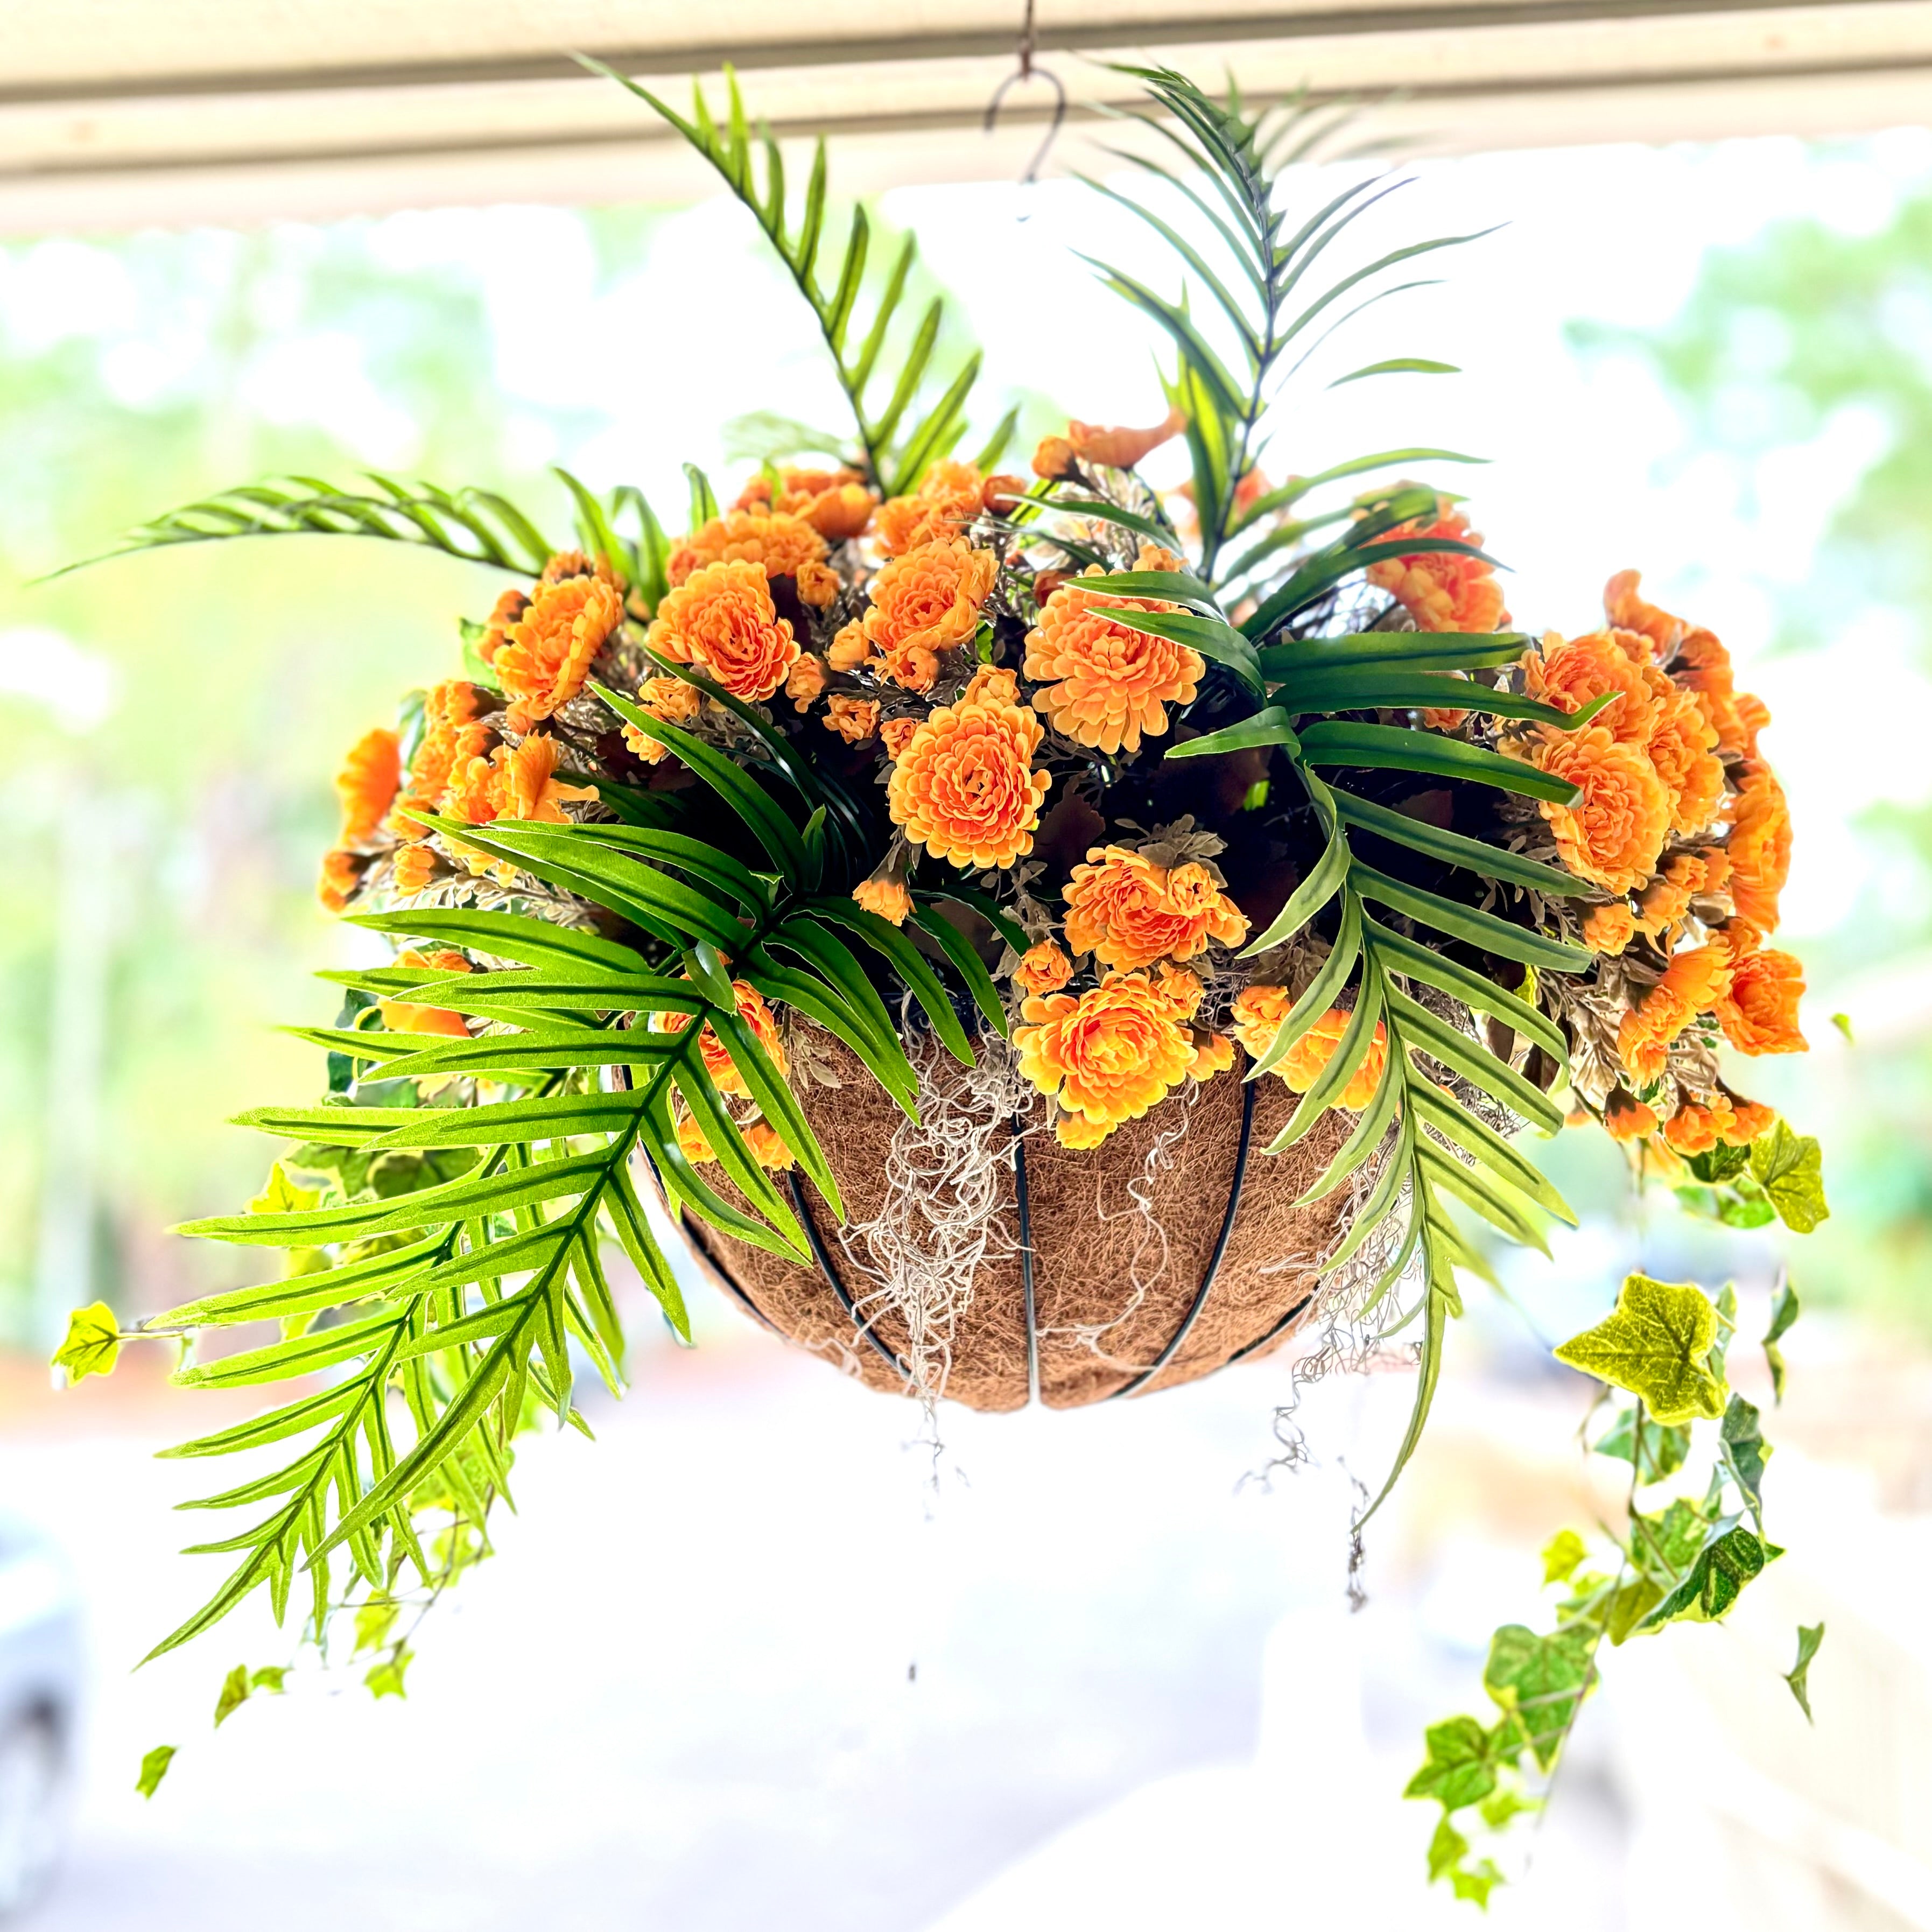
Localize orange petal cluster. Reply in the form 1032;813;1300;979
1643;673;1725;835
1727;760;1793;933
1526;629;1658;744
1014;968;1201;1146
495;560;624;734
873;461;986;557
335;728;401;845
1034;405;1187;477
1715;941;1807;1055
1062;845;1248;971
734;466;877;542
1527;723;1673;895
397;680;490;820
887;685;1051;870
1617;942;1733;1086
652;980;788;1099
823;694;880;743
1015;939;1072;996
852;876;913;925
317;847;368;913
619;676;704;767
1661;1094;1736;1156
646;559;800;703
1024;571;1203;755
1232;996;1387;1110
378;947;473;1040
391;842;440;895
1581;902;1636;956
668;509;826;587
1365;499;1508;635
445;733;596;832
1603;1089;1659;1141
861;539;999;692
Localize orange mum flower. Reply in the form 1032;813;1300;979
1733;692;1772;759
1603;1088;1659;1141
619;676;704;766
318;847;367;913
1232;997;1387;1109
862;539;999;692
1189;1030;1237;1080
1014;970;1199;1144
479;586;529;666
880;715;921;762
1526;630;1659;744
1617;943;1733;1085
1636;853;1708;939
647;559;800;704
1640;671;1724;837
873;461;985;557
785;655;828;712
1716;946;1807;1056
1037;404;1188;475
1601;570;1685;662
826;621;873;673
379;947;473;1040
1015;939;1072;996
796;560;841;610
391;842;440;895
652;980;787;1099
397;681;487;819
852;876;913;925
1527;724;1671;894
497;569;623;735
1727;760;1793;933
1024;571;1203;754
336;728;401;845
746;1119;796;1170
1062;845;1248;971
1723;1095;1776;1144
823;694;880;743
668;510;826;587
734;466;876;542
1365;499;1508;634
887;689;1051;870
1662;1093;1736;1155
1582;902;1636;956
675;1108;717;1166
497;734;597;825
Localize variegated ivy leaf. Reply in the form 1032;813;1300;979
1553;1274;1728;1425
51;1301;121;1386
1540;1529;1587;1586
1785;1622;1825;1723
1750;1121;1829;1233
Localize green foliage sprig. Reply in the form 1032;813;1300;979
1406;1274;1824;1908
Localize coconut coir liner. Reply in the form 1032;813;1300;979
675;1033;1356;1411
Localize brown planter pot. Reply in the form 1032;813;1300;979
672;1033;1359;1411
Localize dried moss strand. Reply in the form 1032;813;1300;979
1011;1117;1041;1407
783;1170;912;1381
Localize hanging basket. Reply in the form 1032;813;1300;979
671;1032;1359;1410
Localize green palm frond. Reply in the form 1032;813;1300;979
586;59;988;496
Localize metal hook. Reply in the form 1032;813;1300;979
983;0;1066;188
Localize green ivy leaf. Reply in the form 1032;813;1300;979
1750;1122;1829;1234
1638;1520;1779;1631
1479;1786;1538;1830
1451;1860;1506;1908
1483;1623;1594;1770
1685;1141;1752;1185
212;1664;250;1729
1553;1275;1728;1424
354;1599;400;1655
249;1666;289;1695
1762;1278;1801;1403
1718;1395;1771;1530
136;1744;176;1800
51;1300;122;1385
1785;1622;1825;1723
249;1162;322;1218
1592;1408;1690;1483
1427;1814;1469;1882
1403;1716;1504;1810
1541;1530;1587;1586
364;1647;413;1700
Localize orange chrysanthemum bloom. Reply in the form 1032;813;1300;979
397;681;487;819
795;560;841;610
1189;1030;1237;1080
1014;969;1199;1144
1723;1095;1776;1144
1277;1007;1389;1109
495;565;623;734
826;621;873;673
1582;902;1637;956
1228;983;1290;1058
880;715;921;762
861;539;999;693
823;694;880;744
1601;570;1685;662
1716;946;1807;1056
479;586;529;666
1025;571;1203;755
1525;630;1659;745
391;842;440;895
1015;939;1072;996
647;559;800;704
1617;943;1733;1085
1603;1088;1659;1142
1039;404;1188;475
852;876;913;925
785;655;828;712
318;847;366;913
873;461;986;556
336;727;401;845
734;466;877;542
652;980;787;1100
1062;845;1248;971
887;690;1051;870
379;947;473;1040
668;510;826;587
1733;692;1772;759
497;734;597;825
1527;723;1672;895
1636;853;1708;939
745;1119;796;1171
1365;499;1508;634
1662;1093;1736;1156
619;675;705;767
1727;760;1793;933
675;1108;717;1166
1641;671;1725;835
